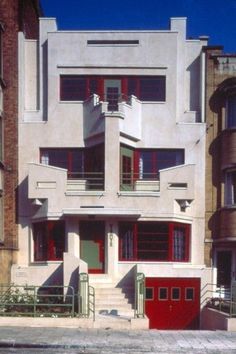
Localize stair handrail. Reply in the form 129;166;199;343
79;272;95;320
135;272;145;318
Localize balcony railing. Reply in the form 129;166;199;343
120;172;160;192
99;93;131;111
67;172;104;191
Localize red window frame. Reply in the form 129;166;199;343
33;221;65;262
119;222;190;262
60;75;166;102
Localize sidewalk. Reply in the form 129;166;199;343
0;327;236;353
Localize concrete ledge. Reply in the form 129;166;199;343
0;317;94;328
0;316;149;330
201;307;236;331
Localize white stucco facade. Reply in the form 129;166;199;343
13;17;212;311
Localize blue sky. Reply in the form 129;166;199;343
40;0;236;52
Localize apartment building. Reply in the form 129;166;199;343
11;16;212;329
205;47;236;294
0;0;42;284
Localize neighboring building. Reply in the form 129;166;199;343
12;17;212;329
205;47;236;293
0;0;42;284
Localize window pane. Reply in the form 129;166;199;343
172;288;180;300
33;221;65;262
145;288;154;300
185;288;194;301
159;287;168;300
227;96;236;128
157;150;184;171
60;76;87;101
173;226;186;261
137;223;169;261
225;170;236;205
140;77;165;101
119;224;134;260
127;78;138;97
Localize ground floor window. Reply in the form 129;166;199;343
33;221;65;261
119;222;190;262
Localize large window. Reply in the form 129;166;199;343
225;170;236;205
40;145;104;189
60;75;166;103
119;222;190;262
137;149;184;179
226;95;236;128
33;221;65;261
40;148;84;179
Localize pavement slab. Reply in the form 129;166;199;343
0;327;235;353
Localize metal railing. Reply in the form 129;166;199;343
78;273;95;321
202;283;236;317
135;272;145;318
68;172;104;191
120;172;160;191
0;284;75;317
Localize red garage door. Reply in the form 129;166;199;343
145;278;200;329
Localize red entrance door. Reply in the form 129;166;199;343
80;221;105;273
145;278;200;329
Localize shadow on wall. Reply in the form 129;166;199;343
187;56;200;117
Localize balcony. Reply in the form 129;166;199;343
83;94;142;141
120;172;160;192
28;163;104;203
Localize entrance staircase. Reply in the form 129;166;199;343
89;275;148;329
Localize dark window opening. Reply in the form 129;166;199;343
171;287;180;300
185;288;194;301
119;222;190;262
145;288;154;300
60;75;166;103
40;146;104;190
33;221;65;261
226;95;236;128
159;287;168;300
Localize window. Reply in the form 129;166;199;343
145;288;154;300
136;149;184;180
171;288;180;300
41;148;84;178
33;221;65;261
185;288;194;301
226;95;236;128
159;287;168;300
60;75;166;103
119;222;190;262
225;170;236;205
40;145;104;189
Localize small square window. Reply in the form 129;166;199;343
145;288;154;300
158;287;168;300
185;288;194;301
171;287;180;300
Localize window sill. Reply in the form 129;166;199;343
30;260;63;265
118;191;160;197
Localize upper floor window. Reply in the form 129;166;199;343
40;145;104;190
225;170;236;206
60;75;166;104
226;95;236;128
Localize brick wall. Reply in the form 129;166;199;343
0;0;41;284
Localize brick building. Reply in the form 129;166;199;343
205;47;236;292
0;0;42;284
